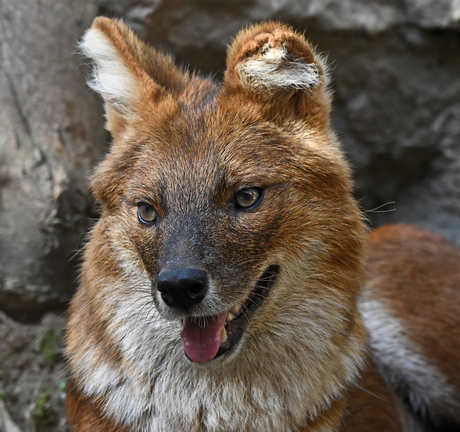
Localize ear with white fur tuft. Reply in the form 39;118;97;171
80;17;187;139
223;22;330;126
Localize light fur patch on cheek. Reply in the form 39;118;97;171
79;28;139;112
238;45;322;91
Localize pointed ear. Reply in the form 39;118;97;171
80;17;187;139
223;22;330;126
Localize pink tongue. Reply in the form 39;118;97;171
180;313;227;363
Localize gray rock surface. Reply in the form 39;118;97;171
0;312;68;432
98;0;460;245
0;0;106;321
0;400;23;432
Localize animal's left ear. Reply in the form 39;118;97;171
223;22;330;126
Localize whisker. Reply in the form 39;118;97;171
366;201;396;213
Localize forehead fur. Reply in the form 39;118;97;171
92;78;349;211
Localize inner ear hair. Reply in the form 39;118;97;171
79;21;143;114
226;23;326;93
238;43;323;92
79;17;189;138
223;22;330;124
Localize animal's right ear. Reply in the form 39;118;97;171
80;17;187;140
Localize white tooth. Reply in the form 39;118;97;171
227;312;235;322
221;327;227;343
231;305;240;315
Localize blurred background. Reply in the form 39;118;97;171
1;0;459;430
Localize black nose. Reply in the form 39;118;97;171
157;268;209;311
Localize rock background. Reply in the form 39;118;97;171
0;0;459;430
0;0;107;323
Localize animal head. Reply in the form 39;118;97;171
67;18;367;429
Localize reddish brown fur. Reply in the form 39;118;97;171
66;17;460;432
66;379;130;432
340;354;406;432
223;22;331;127
366;224;460;383
365;223;460;423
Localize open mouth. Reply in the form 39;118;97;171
180;265;280;364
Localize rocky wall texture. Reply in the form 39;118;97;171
0;0;107;322
0;312;67;432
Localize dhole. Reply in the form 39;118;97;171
66;18;460;431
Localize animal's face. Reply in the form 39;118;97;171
76;19;365;368
90;96;359;365
66;19;369;430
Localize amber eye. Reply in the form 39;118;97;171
235;187;264;209
137;203;157;225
